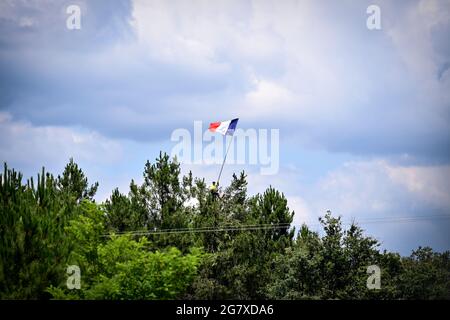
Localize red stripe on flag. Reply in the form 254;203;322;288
209;122;220;131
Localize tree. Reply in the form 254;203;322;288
249;186;295;249
2;155;450;300
104;188;144;232
48;201;203;300
267;212;381;299
189;183;295;299
116;153;196;251
221;171;248;222
57;158;98;203
266;225;323;299
0;164;76;299
140;152;184;229
398;247;450;299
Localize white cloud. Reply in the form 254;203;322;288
383;0;450;114
0;112;123;168
1;0;449;254
314;159;450;216
386;163;450;209
288;195;313;226
183;158;450;252
244;77;295;117
127;0;450;161
216;155;449;252
131;0;230;72
385;0;450;79
2;0;448;160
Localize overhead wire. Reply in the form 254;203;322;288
101;214;450;237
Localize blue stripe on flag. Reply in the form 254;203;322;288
226;118;239;135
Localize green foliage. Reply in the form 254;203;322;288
104;152;196;252
49;234;203;299
47;197;202;300
267;212;403;300
0;164;76;299
141;152;184;228
1;155;449;300
57;158;98;203
104;188;143;232
398;247;450;299
188;182;295;299
266;225;324;299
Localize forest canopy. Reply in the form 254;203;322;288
1;153;449;300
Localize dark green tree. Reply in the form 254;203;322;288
125;153;196;251
104;188;145;232
2;154;449;300
189;183;295;299
397;247;450;299
48;200;202;300
267;212;381;299
0;164;76;299
57;158;98;203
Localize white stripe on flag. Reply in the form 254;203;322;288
215;120;231;135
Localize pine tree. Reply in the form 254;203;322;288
0;164;75;299
57;158;98;203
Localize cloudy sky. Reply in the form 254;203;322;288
1;0;449;255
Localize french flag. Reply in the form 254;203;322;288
208;118;239;136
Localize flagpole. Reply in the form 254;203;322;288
217;134;234;185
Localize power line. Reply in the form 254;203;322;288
101;222;291;237
101;214;450;237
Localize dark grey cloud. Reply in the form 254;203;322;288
0;0;449;166
0;0;134;50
